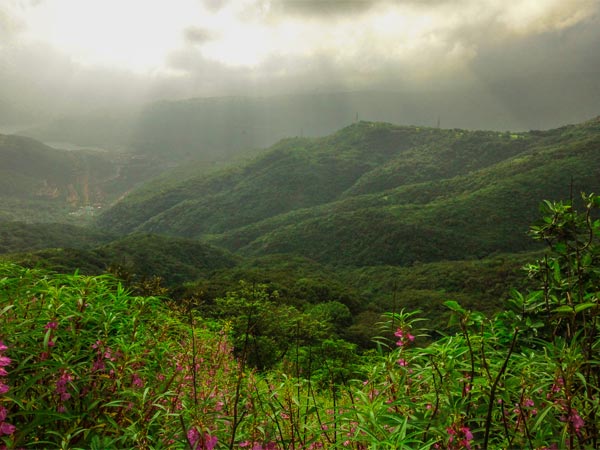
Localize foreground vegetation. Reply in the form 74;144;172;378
1;194;599;449
3;233;536;351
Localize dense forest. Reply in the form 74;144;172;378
1;117;600;448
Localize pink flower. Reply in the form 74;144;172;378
447;426;455;442
55;369;73;404
0;342;7;352
0;406;15;437
570;411;584;433
0;356;11;367
394;328;415;346
132;373;144;388
0;421;15;436
397;358;408;367
461;426;473;441
92;359;105;371
187;428;200;448
45;321;58;330
0;383;9;394
205;434;218;450
447;424;473;449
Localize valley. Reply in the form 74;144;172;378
3;116;600;345
3;114;600;449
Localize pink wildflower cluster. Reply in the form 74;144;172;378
131;373;144;388
559;408;585;437
91;340;116;372
187;427;218;450
446;422;474;450
545;376;585;437
0;341;15;437
394;328;415;347
55;369;74;413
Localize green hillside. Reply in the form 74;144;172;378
220;129;599;265
0;221;115;254
3;233;237;287
0;134;169;223
0;134;113;210
98;117;600;266
97;121;539;235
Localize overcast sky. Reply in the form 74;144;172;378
1;0;599;129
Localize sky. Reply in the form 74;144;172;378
1;0;599;130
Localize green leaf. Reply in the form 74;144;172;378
574;302;597;313
443;300;466;314
553;305;574;314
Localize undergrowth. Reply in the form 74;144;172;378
1;194;599;449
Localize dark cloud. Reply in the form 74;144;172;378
0;40;149;125
1;0;599;134
465;13;600;129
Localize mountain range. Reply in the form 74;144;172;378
97;117;600;266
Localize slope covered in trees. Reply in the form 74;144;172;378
3;233;237;288
98;117;600;266
0;134;168;223
0;221;115;254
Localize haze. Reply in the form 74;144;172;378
1;0;599;135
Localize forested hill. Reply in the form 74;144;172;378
0;133;172;223
0;134;115;221
97;117;600;265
